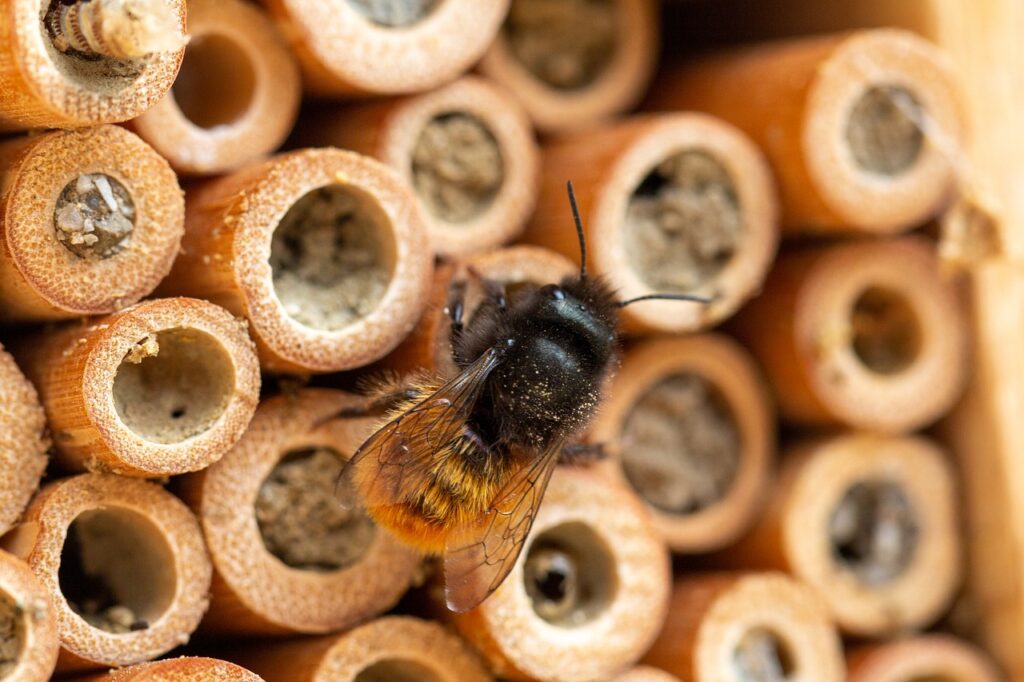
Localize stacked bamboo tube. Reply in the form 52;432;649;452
0;1;1005;680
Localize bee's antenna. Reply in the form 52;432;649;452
567;181;587;279
616;292;714;308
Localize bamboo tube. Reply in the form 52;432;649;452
846;635;1000;682
231;616;490;682
588;335;774;554
0;550;58;682
718;433;959;638
729;236;967;432
479;0;658;133
613;667;681;682
76;657;265;681
1;474;212;673
260;0;507;96
643;572;845;682
10;297;261;477
0;0;186;132
647;29;965;235
177;389;422;635
522;114;778;334
0;126;184;322
445;467;670;682
296;76;539;258
158;148;433;374
385;244;577;375
0;345;47;536
129;0;301;176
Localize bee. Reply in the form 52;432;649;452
337;182;708;612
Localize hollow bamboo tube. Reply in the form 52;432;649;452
445;467;670;682
647;29;965;235
177;389;422;635
129;0;301;176
0;126;184;322
0;345;47;536
522;114;778;334
10;297;261;477
260;0;507;96
587;334;774;554
717;433;959;637
479;0;658;133
385;244;577;376
0;0;185;132
613;667;681;682
76;657;265;681
231;615;490;682
1;473;212;673
643;572;845;682
158;148;433;374
0;550;58;682
296;76;539;258
846;635;1001;682
729;236;967;432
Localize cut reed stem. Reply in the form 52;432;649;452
10;297;261;477
0;345;47;536
75;657;265;681
846;635;1000;682
0;550;59;682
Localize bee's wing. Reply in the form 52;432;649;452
442;439;563;613
336;346;506;512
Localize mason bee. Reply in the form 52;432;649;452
338;183;708;612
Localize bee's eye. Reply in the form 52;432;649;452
541;284;566;300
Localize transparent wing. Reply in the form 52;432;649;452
442;439;562;612
335;347;505;513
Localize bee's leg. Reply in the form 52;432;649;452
559;442;607;466
333;387;422;418
447;279;468;345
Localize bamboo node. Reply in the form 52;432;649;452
54;173;136;260
828;481;920;586
45;0;188;60
845;85;925;176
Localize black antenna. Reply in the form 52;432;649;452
616;292;713;308
567;181;587;279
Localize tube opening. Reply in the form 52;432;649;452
625;150;743;294
270;184;394;331
347;0;440;27
0;589;25;679
54;173;135;260
850;286;923;375
846;85;925;176
173;34;257;129
58;508;177;633
412;112;504;224
113;328;236;444
620;373;741;514
355;659;442;682
504;0;618;90
829;480;920;586
733;628;796;682
255;447;376;571
524;522;616;627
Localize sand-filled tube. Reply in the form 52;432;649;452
158;148;432;374
0;345;48;536
480;0;659;133
643;572;845;682
588;334;774;554
10;297;261;477
647;29;965;235
444;467;670;682
846;635;1000;682
0;550;59;682
0;0;186;131
229;615;490;681
296;76;538;258
0;126;184;322
130;0;300;176
729;236;968;432
261;0;507;96
522;113;778;334
2;474;211;673
716;433;960;637
177;389;422;635
385;244;578;376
